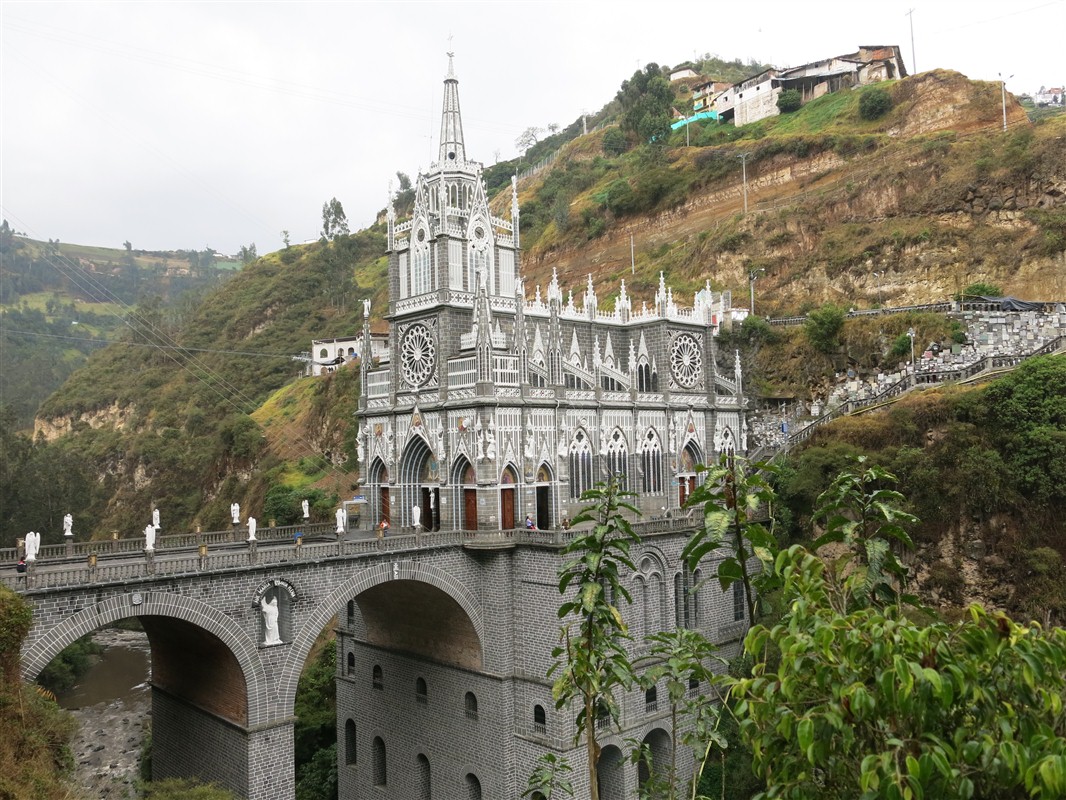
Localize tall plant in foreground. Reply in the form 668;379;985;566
549;476;640;800
811;456;916;609
734;545;1066;800
682;454;780;626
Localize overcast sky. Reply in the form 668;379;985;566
2;0;1063;255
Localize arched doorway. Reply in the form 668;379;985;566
400;436;436;529
368;458;390;528
638;728;672;793
598;743;626;800
500;465;518;529
451;457;477;531
534;463;554;530
677;441;702;507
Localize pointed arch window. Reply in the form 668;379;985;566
568;431;593;500
412;232;431;297
605;429;629;488
641;430;664;494
373;737;387;786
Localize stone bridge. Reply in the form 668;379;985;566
4;518;716;799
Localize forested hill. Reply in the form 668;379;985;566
2;231;384;541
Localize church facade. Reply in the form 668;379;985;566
355;58;746;536
337;59;749;799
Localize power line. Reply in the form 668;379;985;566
0;328;298;359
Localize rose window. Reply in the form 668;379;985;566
400;324;436;387
670;334;702;388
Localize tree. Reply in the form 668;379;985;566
811;456;917;609
281;230;291;248
395;171;412;192
602;128;628;157
617;64;674;144
776;89;802;113
550;476;640;800
321;198;349;241
960;281;1003;299
804;303;846;353
859;86;892;120
733;545;1066;800
516;126;543;154
238;243;257;265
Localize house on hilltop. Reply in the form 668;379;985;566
711;44;908;127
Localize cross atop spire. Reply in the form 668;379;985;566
439;54;466;165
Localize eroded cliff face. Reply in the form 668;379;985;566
34;402;136;441
521;71;1066;315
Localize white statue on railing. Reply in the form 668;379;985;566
261;596;282;646
335;507;346;534
24;531;40;561
231;502;241;525
412;504;421;530
144;524;156;552
302;499;310;520
247;516;257;541
63;513;73;537
152;508;160;530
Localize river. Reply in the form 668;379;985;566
55;628;152;798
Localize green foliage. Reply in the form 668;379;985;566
890;333;913;359
36;634;102;693
617;64;674;144
776;89;802;114
294;638;337;776
960;281;1003;298
803;304;846;353
320;197;349;241
684;455;780;624
550;476;640;800
524;753;575;799
735;545;1066;800
295;743;337;800
602;127;628;156
738;314;779;346
0;585;33;682
219;414;265;461
858;86;892;120
139;778;236;799
811;457;917;608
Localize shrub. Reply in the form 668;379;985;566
858;87;892;120
777;89;802;113
803;304;846;353
601;127;628;156
960;281;1003;299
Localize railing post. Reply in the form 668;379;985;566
198;543;208;571
88;552;97;582
145;549;155;575
248;539;258;565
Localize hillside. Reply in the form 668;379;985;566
510;70;1066;311
13;68;1066;547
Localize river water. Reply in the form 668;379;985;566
55;628;152;798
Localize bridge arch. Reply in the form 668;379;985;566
276;559;486;714
21;591;273;727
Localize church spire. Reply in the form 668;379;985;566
439;53;466;165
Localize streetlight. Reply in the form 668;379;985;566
872;270;884;307
737;152;750;214
907;327;916;369
748;267;765;315
1000;72;1014;132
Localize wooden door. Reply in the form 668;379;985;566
379;486;391;525
501;487;515;529
536;485;551;530
463;488;478;531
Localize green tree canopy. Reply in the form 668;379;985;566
617;64;674;144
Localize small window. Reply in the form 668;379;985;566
533;704;546;734
688;678;700;698
417;753;431;800
645;686;658;713
345;719;356;765
373;665;383;690
346;600;355;626
373;737;387;786
416;676;428;705
465;691;478;720
346;652;355;676
465;773;482;800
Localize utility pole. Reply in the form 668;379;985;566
905;8;916;73
872;270;884;307
748;268;765;315
737;152;750;214
630;235;635;275
907;327;916;370
1000;73;1014;132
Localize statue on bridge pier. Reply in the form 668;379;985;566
24;531;40;561
302;499;310;520
231;502;241;526
412;504;421;530
152;508;160;530
247;516;257;541
144;524;156;551
260;596;282;646
63;513;73;538
335;507;346;534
